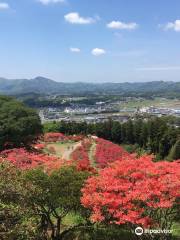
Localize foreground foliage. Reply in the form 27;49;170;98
0;162;40;239
24;166;89;240
0;163;90;240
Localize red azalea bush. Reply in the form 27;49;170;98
68;135;84;142
71;139;95;172
0;148;63;170
81;155;180;229
34;143;46;150
44;132;67;142
95;138;131;167
44;132;84;143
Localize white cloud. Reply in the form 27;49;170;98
107;21;138;30
91;48;106;56
64;12;95;24
70;47;81;53
164;20;180;32
38;0;65;5
0;2;9;9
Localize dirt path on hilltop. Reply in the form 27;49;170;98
88;140;97;168
62;141;82;160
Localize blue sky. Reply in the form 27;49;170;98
0;0;180;82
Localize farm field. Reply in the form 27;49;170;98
119;98;180;110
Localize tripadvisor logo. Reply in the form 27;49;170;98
135;227;144;236
135;226;173;236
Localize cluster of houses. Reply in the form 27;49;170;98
138;106;180;117
39;104;180;124
39;108;129;124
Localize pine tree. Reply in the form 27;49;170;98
133;119;142;145
140;123;148;147
125;120;134;144
168;139;180;161
111;121;121;143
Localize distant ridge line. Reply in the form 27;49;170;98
0;76;180;95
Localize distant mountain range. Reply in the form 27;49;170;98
0;76;180;96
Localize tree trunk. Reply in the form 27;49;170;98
55;217;61;239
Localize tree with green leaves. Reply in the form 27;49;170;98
0;96;42;150
24;166;90;240
0;162;40;239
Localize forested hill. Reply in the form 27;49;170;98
0;76;180;96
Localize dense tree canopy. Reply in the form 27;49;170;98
0;96;42;150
